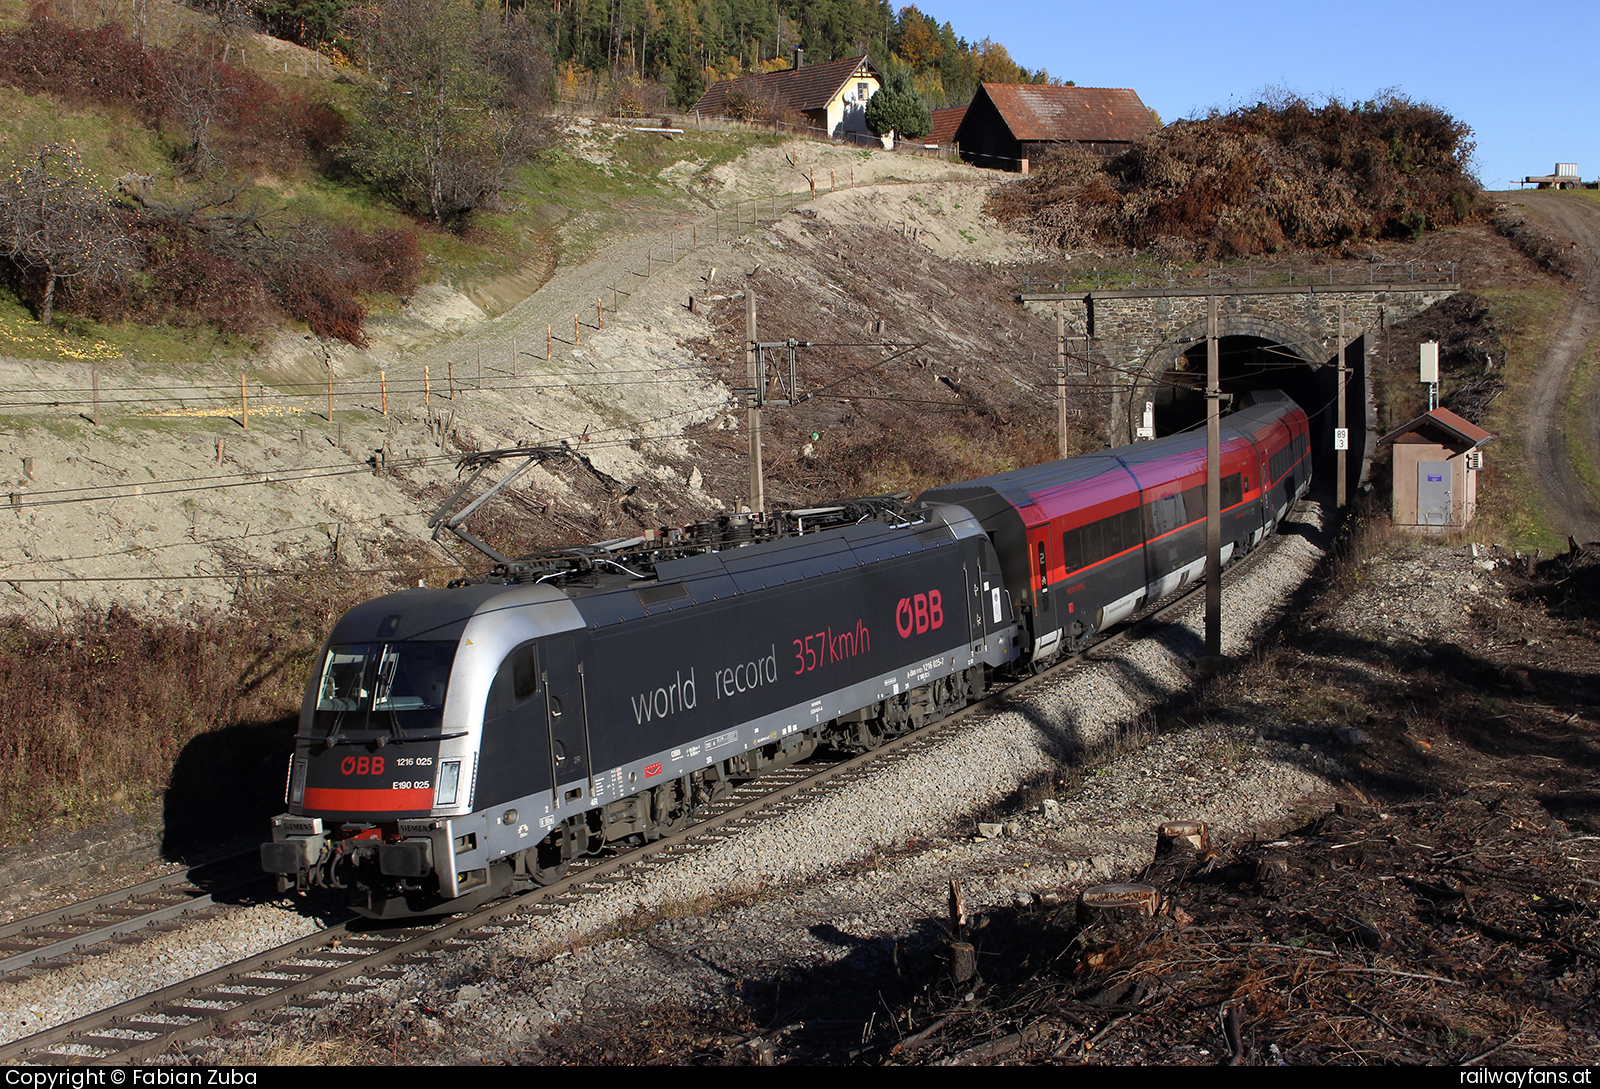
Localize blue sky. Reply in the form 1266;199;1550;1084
911;0;1596;191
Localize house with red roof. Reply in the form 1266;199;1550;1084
691;55;882;142
913;105;967;150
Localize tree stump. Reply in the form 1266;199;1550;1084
1076;883;1161;925
949;941;977;986
1156;819;1210;857
1074;883;1160;972
1254;853;1290;895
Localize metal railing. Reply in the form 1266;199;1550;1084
1019;261;1460;295
553;101;966;161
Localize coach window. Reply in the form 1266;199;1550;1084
485;642;540;721
1037;540;1049;597
1222;473;1243;508
1062;528;1083;574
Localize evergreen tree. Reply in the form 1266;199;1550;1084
864;67;930;139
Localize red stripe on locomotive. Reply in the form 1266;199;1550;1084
301;786;433;812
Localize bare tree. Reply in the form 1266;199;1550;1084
160;53;235;178
0;144;137;325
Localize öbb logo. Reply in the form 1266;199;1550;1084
340;755;385;776
895;590;943;638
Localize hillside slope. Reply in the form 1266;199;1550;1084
0;126;1045;623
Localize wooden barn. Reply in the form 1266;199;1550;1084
952;84;1156;172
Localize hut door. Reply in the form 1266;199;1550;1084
1418;462;1453;526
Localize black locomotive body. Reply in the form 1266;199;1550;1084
263;501;1021;917
263;392;1310;918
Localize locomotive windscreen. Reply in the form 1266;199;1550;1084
313;641;458;737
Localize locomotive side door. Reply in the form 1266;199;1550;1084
963;562;980;651
542;636;591;806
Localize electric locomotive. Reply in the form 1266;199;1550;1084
262;497;1022;917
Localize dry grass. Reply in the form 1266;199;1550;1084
0;549;434;842
1472;285;1570;552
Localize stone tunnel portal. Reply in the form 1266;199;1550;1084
1143;332;1366;489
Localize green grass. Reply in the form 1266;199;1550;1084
1563;327;1600;493
1474;285;1570;553
0;85;168;180
0;291;268;366
0;38;790;358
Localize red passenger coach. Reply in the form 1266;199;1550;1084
920;391;1310;664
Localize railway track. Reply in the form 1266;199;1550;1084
0;855;271;980
0;514;1301;1065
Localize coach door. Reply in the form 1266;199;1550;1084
542;636;593;806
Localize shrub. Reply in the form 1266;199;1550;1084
988;92;1481;257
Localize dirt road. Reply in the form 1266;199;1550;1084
1503;191;1600;543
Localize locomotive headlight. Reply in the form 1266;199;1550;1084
435;760;461;807
287;756;308;807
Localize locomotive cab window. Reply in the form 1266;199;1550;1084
485;642;540;721
314;641;456;737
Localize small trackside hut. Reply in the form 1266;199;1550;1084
1378;407;1492;532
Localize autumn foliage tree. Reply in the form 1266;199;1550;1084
0;145;136;325
988;92;1481;258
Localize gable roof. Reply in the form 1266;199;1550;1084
691;55;878;117
975;84;1156;144
921;106;966;147
1378;406;1494;448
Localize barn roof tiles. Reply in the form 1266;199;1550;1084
691;55;877;117
978;84;1156;144
922;106;967;147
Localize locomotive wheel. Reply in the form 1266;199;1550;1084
524;824;571;886
532;855;569;886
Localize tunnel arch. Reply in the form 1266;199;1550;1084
1118;310;1365;489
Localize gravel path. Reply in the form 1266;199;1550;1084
1503;191;1600;542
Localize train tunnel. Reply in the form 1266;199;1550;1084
1139;333;1367;491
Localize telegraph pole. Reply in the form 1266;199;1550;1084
1056;301;1068;459
1336;302;1348;509
746;290;765;514
1205;295;1221;657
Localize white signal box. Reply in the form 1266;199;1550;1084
1419;341;1439;384
1335;428;1349;451
1135;400;1155;440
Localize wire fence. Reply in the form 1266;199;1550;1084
556;102;980;164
